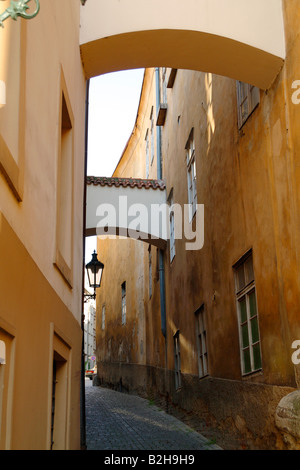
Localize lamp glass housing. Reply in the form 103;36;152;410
86;251;104;289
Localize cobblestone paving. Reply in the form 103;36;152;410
85;379;221;451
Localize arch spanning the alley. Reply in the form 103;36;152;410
80;0;286;90
85;177;168;249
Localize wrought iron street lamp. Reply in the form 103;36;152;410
84;251;104;302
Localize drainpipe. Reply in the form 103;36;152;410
155;67;169;411
158;251;166;338
80;78;90;450
155;68;166;339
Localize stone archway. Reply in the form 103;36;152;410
80;0;285;90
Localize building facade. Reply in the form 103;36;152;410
0;1;86;449
0;0;297;451
84;299;96;370
95;1;300;449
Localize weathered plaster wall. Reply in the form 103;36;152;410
95;1;300;450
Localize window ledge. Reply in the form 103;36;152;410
167;69;177;88
241;369;263;381
156;103;167;126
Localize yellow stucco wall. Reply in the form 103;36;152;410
0;213;82;449
94;1;300;449
0;0;298;452
0;0;86;449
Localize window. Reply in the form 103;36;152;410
121;282;126;325
185;129;197;220
234;251;262;375
195;305;208;378
156;68;168;126
161;67;167;105
148;246;152;298
0;340;5;366
0;329;15;449
145;129;149;178
236;81;260;128
0;339;5;444
51;330;71;450
51;354;68;450
101;304;105;330
169;191;175;262
55;72;74;287
0;19;25;200
0;80;5;107
173;331;181;390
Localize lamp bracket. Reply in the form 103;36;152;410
84;293;96;303
0;0;40;28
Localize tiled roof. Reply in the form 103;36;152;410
86;176;166;190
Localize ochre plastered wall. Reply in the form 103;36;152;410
0;0;86;449
0;213;82;449
94;1;300;450
0;0;86;319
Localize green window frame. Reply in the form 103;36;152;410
173;331;181;390
234;251;262;375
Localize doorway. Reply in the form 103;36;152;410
50;351;68;450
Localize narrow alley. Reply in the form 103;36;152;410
85;379;221;451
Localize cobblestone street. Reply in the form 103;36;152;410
85;379;221;451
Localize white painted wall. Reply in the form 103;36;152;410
80;0;285;58
86;184;168;247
